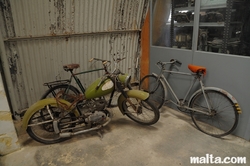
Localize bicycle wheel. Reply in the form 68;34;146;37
139;75;165;109
41;84;80;102
26;105;76;144
189;90;239;137
122;98;160;125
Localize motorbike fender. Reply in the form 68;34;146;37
22;98;80;130
118;90;149;115
188;87;242;114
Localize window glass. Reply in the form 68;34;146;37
152;0;250;56
152;0;172;47
152;0;194;49
198;0;250;56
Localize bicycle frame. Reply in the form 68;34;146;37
44;68;104;98
154;68;211;115
68;68;104;93
43;59;133;108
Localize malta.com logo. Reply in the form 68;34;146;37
190;154;246;164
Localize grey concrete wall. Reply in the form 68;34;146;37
149;1;250;140
0;72;20;155
150;46;250;140
193;52;250;140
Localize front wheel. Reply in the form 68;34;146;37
189;90;239;137
122;98;160;125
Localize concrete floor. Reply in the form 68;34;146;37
1;106;250;166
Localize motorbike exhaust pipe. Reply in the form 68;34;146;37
59;117;111;138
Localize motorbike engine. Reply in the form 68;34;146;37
86;98;107;112
84;98;109;125
85;111;107;124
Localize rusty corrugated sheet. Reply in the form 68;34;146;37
7;0;145;37
0;0;148;113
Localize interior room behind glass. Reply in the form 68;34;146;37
152;0;250;56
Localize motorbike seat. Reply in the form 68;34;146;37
63;64;80;71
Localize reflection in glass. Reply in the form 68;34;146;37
152;0;172;47
198;0;250;56
152;0;194;50
151;0;250;56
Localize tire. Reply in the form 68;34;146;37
139;75;165;109
189;90;239;137
41;84;80;102
26;105;76;144
122;98;160;125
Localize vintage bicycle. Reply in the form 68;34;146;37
41;59;125;107
139;59;242;137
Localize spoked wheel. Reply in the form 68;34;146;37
41;84;80;102
122;98;160;125
27;105;76;144
189;90;239;137
139;75;165;109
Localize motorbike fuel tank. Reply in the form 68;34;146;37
85;78;114;99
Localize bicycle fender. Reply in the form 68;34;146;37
118;90;149;115
188;87;242;114
22;98;80;130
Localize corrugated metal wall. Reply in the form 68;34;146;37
0;0;149;115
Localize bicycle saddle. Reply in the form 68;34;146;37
63;64;80;71
188;64;206;75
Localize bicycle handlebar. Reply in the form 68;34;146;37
170;59;182;66
89;58;110;64
90;57;126;90
89;58;111;73
157;59;182;69
89;57;126;75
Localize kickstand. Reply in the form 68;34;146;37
96;129;103;139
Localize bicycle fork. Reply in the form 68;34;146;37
199;79;213;114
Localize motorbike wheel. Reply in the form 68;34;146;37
122;98;160;125
26;105;76;144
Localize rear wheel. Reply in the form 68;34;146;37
122;98;160;125
27;105;76;144
189;90;239;137
139;75;165;109
41;84;80;102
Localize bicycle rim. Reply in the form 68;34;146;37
189;90;238;137
123;98;159;125
41;84;80;102
139;75;165;109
